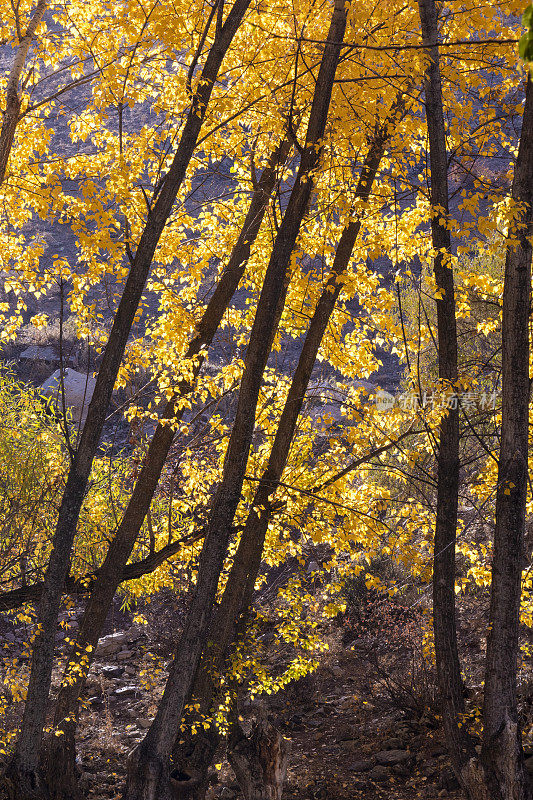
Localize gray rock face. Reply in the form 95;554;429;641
40;367;96;425
114;685;139;697
100;665;124;678
96;626;141;657
20;345;59;365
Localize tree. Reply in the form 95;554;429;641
122;2;351;797
418;2;533;797
0;1;530;798
5;0;255;795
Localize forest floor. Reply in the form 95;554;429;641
0;591;469;800
3;577;533;799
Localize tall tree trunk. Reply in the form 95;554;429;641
3;2;253;796
0;0;47;185
481;74;533;800
39;138;290;800
420;2;533;795
417;0;480;787
171;107;406;792
123;4;349;798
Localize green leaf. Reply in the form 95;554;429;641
519;32;529;59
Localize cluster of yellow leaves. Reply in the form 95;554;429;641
0;0;532;716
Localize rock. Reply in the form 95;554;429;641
138;717;152;729
375;749;410;766
114;685;139;697
340;740;358;753
40;368;97;425
382;737;404;750
96;627;140;657
85;679;103;694
391;763;410;778
525;755;533;775
422;759;439;778
87;696;102;706
338;723;355;740
369;765;389;781
348;760;373;773
410;734;426;750
20;345;59;366
330;665;343;678
100;665;124;679
117;649;134;660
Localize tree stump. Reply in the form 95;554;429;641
227;717;290;800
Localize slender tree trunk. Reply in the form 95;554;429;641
0;0;47;185
123;4;349;798
39;138;290;800
3;3;253;796
417;0;480;787
481;74;533;800
171;111;405;791
420;3;533;796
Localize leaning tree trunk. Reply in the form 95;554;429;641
123;4;349;798
0;0;47;185
170;99;409;793
480;73;533;800
40;137;290;800
2;1;253;797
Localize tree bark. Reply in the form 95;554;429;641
419;2;533;796
123;4;349;798
481;73;533;800
4;2;253;796
170;105;406;792
0;0;47;186
39;138;290;800
417;0;479;786
227;717;290;800
0;538;199;611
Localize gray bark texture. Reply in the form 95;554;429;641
228;718;290;800
480;72;533;800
